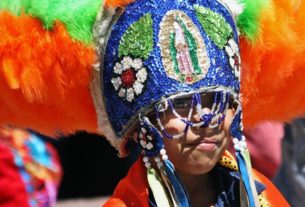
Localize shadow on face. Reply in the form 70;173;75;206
152;93;235;175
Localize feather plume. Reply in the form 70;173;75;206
105;0;134;8
0;12;98;136
0;0;103;43
241;0;305;128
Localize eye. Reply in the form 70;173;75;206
200;93;215;109
172;98;192;109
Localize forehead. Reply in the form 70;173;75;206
102;0;239;135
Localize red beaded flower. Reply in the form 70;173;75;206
111;56;148;102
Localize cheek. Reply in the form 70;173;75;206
160;116;185;167
223;109;234;137
163;118;186;134
163;138;181;158
163;138;184;168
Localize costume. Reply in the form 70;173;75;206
104;151;288;207
1;0;305;206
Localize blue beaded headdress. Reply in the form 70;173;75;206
102;0;240;135
94;0;259;206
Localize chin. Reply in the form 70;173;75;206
174;154;218;175
189;148;226;174
190;160;217;175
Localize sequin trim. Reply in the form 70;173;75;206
225;38;241;79
194;5;233;49
119;13;154;59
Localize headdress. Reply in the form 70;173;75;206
92;0;258;206
1;0;305;206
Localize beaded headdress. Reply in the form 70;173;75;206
92;0;258;206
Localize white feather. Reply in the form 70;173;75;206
220;0;244;20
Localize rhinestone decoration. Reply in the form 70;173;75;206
139;126;154;150
137;121;164;157
233;136;247;152
111;56;148;102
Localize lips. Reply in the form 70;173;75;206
186;138;220;152
187;137;220;145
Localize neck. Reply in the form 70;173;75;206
176;169;218;207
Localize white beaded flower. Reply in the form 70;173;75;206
225;39;241;79
111;56;148;102
139;127;155;151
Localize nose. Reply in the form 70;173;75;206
189;108;213;132
191;107;211;121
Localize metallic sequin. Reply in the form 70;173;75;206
118;13;154;59
102;0;240;135
159;10;210;84
195;5;233;49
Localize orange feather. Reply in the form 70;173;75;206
241;0;305;128
104;0;134;8
0;12;98;136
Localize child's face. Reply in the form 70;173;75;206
160;96;234;175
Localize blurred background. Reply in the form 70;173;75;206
48;132;137;207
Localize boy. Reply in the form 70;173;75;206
94;0;289;206
0;0;304;206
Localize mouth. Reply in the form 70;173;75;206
186;138;220;152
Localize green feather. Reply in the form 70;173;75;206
0;0;103;43
0;0;31;15
237;0;269;41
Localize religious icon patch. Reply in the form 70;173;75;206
159;10;210;84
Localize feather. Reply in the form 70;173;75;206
241;0;305;128
0;12;97;136
237;0;267;41
221;0;244;20
0;0;104;43
105;0;134;8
